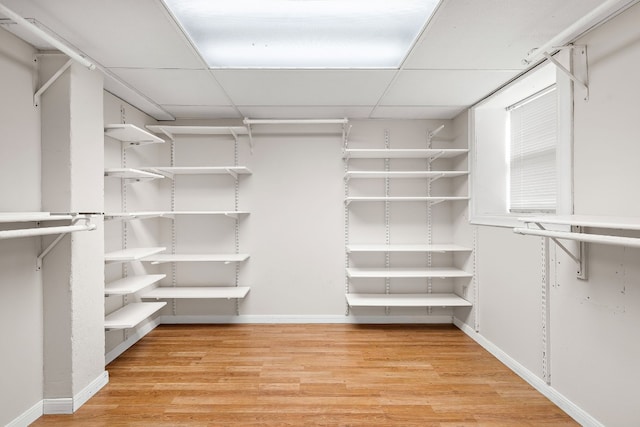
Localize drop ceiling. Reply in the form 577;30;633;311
0;0;607;121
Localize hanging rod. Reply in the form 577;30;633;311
523;0;637;64
0;2;95;70
513;227;640;248
243;118;348;125
0;223;96;240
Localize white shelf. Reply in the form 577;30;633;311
105;274;167;296
346;267;472;278
345;171;468;180
104;302;167;330
104;168;164;180
346;293;472;307
520;215;640;231
104;247;166;263
143;253;250;264
0;212;76;223
142;286;250;300
146;125;249;140
104;124;165;145
105;211;249;221
347;244;471;253
345;196;469;204
140;166;252;178
344;149;468;160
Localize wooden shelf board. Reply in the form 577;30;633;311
104;302;166;330
105;211;249;221
146;125;248;137
105;274;167;296
344;149;468;159
141;166;252;177
346;267;472;278
104;247;166;263
104;124;165;145
104;168;164;180
142;286;250;299
144;254;250;264
347;244;471;253
520;215;640;231
345;171;468;180
346;293;472;307
346;196;469;203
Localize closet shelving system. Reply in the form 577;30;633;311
103;123;251;331
343;130;473;310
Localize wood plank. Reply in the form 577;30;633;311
31;324;578;426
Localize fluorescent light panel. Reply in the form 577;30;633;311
164;0;440;68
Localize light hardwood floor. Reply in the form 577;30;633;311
32;324;578;426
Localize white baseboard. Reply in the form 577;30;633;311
453;318;604;427
105;317;161;365
161;314;455;324
42;371;110;415
73;371;109;410
6;400;43;427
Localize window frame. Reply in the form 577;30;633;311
469;55;574;228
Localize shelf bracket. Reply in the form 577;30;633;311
530;223;587;280
244;119;254;153
225;167;238;179
543;45;589;101
34;59;73;107
342;120;352;147
36;215;94;271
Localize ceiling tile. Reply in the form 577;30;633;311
405;0;605;70
370;106;465;120
380;70;518;106
109;68;232;106
213;70;395;106
2;0;204;68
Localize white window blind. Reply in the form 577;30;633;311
509;86;557;212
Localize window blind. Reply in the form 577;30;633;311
509;86;557;212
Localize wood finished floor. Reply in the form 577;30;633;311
32;324;577;426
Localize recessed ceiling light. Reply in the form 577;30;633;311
164;0;441;69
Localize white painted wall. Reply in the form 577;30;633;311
455;3;640;426
0;28;44;426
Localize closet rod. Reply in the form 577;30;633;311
243;118;348;125
523;0;637;64
513;227;640;248
0;223;96;240
0;2;95;70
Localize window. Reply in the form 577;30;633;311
470;60;571;227
508;86;557;213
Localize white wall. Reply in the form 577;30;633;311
0;28;44;426
455;3;640;426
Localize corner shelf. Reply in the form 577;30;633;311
143;253;250;265
141;286;250;300
104;247;166;264
346;267;472;279
104;302;167;330
343;148;468;160
104;124;165;146
346;293;472;308
346;244;471;253
105;274;167;296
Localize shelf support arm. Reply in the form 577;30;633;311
35;216;95;271
34;59;73;107
542;46;589;101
